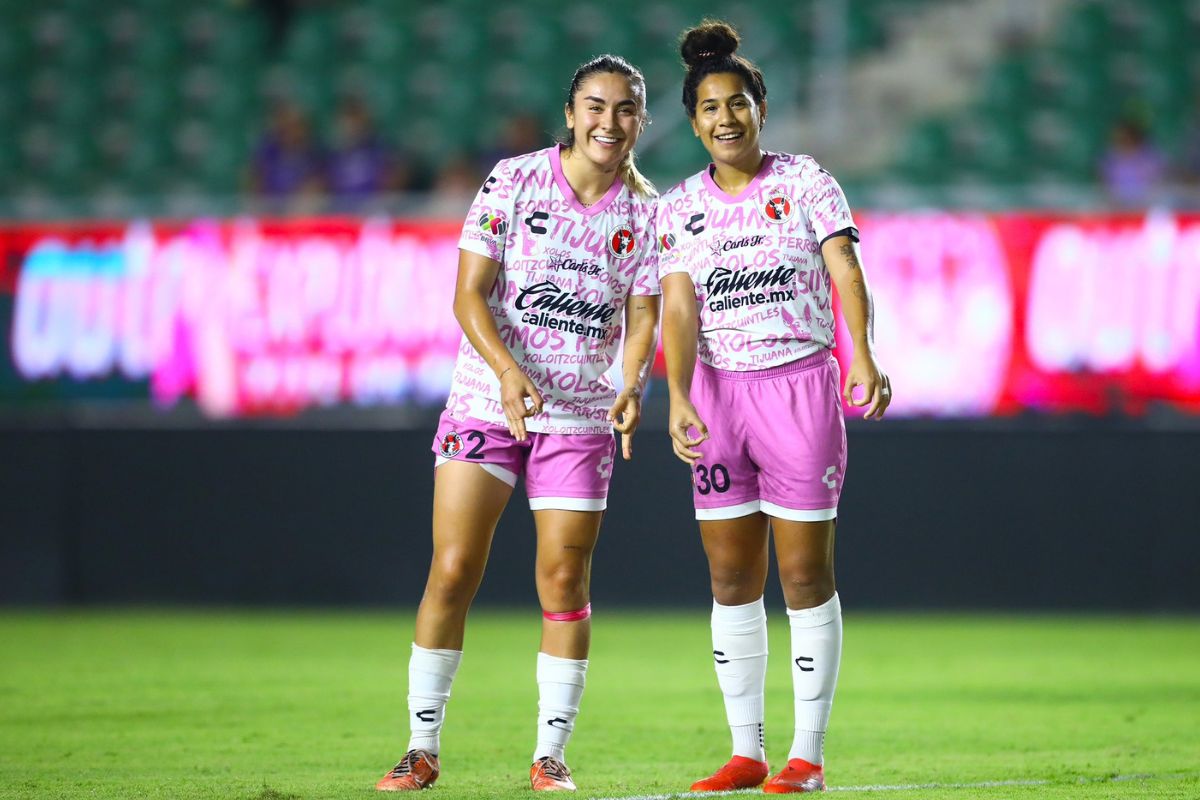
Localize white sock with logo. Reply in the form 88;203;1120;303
711;597;768;762
406;643;462;755
533;652;588;762
787;593;843;765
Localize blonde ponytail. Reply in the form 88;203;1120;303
619;152;656;198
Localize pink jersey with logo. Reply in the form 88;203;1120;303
450;145;659;434
656;152;857;371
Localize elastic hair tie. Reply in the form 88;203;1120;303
543;604;592;622
697;50;717;59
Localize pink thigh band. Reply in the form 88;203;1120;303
543;603;592;622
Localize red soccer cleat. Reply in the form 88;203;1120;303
530;756;577;791
763;758;825;793
376;749;440;791
689;755;769;792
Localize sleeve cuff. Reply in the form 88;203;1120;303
818;226;859;247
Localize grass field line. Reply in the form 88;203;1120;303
588;770;1198;799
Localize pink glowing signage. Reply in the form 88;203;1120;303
4;213;1200;418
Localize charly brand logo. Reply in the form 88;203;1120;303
685;212;706;235
658;232;676;252
415;709;436;722
608;225;636;259
481;175;498;194
547;717;569;729
439;431;464;457
478;211;508;236
822;465;838;489
525;211;549;235
762;194;794;223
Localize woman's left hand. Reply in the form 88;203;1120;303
844;350;892;421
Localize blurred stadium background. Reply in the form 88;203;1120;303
2;0;1199;607
2;2;1200;798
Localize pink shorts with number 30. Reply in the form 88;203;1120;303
432;410;616;511
689;349;847;521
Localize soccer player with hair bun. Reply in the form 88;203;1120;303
657;20;892;794
375;55;660;793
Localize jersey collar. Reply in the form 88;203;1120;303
701;152;775;205
550;145;624;217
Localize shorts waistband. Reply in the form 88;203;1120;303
697;349;833;382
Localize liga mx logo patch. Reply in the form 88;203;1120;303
478;211;508;237
439;431;464;458
761;194;794;223
658;233;676;252
608;225;636;259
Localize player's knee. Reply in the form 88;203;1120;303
426;554;484;608
537;561;589;606
709;567;761;605
778;563;834;608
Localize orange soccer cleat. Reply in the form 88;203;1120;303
376;749;440;791
530;756;577;791
763;758;826;793
689;755;769;792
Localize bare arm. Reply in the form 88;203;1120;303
608;295;660;460
660;272;709;463
822;235;891;420
453;249;543;439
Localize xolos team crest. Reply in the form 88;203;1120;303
478;211;508;237
761;194;794;223
608;225;636;259
439;431;464;458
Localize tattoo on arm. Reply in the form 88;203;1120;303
839;242;861;270
851;278;874;340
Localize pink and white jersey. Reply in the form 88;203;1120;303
449;145;659;434
656;152;857;371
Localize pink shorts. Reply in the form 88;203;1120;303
432;411;616;511
689;350;847;521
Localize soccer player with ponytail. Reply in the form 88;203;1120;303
657;21;892;794
376;55;659;792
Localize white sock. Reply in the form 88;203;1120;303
787;593;843;765
711;597;768;762
533;652;588;762
406;643;462;755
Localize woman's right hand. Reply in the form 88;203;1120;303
499;366;544;441
668;399;709;465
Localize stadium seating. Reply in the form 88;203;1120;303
10;0;1193;210
887;0;1200;187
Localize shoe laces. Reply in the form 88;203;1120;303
535;756;571;781
388;749;425;778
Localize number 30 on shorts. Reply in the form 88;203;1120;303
694;463;731;495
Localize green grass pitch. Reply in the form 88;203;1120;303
0;611;1197;799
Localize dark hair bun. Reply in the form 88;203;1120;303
680;20;739;67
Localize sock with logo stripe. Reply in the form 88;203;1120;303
533;652;588;762
711;597;768;762
787;592;842;764
406;643;462;755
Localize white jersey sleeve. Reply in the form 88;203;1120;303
458;160;517;264
631;197;662;296
797;158;858;245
